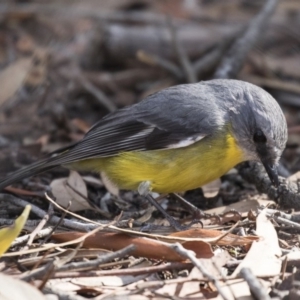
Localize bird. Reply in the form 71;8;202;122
0;79;287;229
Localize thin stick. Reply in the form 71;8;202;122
214;0;279;79
170;243;230;300
53;262;194;279
12;227;53;247
137;50;182;79
240;267;271;300
57;244;135;272
0;193;97;231
23;203;52;250
168;16;197;83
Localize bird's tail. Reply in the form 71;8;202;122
0;157;58;191
0;141;80;191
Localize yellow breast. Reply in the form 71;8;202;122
76;131;245;193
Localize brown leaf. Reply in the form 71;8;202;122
50;171;91;211
0;58;32;106
52;231;213;261
24;49;48;87
3;186;42;197
101;172;119;196
0;273;46;300
169;228;256;246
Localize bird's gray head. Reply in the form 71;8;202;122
212;80;288;186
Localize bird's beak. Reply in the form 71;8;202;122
261;159;279;187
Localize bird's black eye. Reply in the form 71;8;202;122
253;129;266;143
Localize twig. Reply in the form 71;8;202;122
240;75;300;96
84;68;162;92
193;28;245;77
43;203;71;245
65;180;111;218
18;251;129;268
214;0;279;79
0;4;169;24
170;243;230;300
272;215;300;230
18;236;78;285
167;17;196;83
23;203;53;251
44;192;105;227
240;267;271;300
0;194;97;231
213;261;235;300
137;50;182;79
58;244;135;272
3;222;106;257
281;256;288;280
78;74;117;112
237;162;300;210
12;227;53;247
194;46;225;78
45;193;143;230
53;262;193;278
21;260;55;282
273;211;300;223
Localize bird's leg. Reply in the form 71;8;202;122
172;193;207;219
138;181;187;231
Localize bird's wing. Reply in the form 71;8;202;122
50;111;206;165
50;83;225;165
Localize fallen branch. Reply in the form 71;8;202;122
170;243;230;300
240;267;271;300
0;194;97;231
214;0;279;79
237;162;300;210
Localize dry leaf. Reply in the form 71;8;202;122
288;171;300;182
25;48;48;87
212;209;282;300
82;176;104;187
232;209;281;277
169;228;256;246
205;199;275;218
202;178;221;198
52;231;213;261
101;172;119;196
51;171;92;211
0;58;32;106
0;273;46;300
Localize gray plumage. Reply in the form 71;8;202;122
0;79;287;190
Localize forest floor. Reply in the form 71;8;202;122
1;1;300;299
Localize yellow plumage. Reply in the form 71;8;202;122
73;131;244;193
